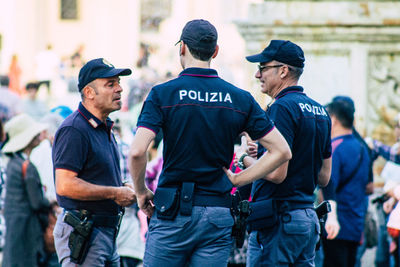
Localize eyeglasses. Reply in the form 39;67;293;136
258;64;284;73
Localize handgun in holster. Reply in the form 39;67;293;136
63;210;94;264
231;191;251;248
314;201;331;250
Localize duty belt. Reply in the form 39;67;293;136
67;210;123;228
275;200;314;214
193;193;232;208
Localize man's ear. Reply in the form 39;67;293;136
280;65;289;79
180;41;186;56
83;85;95;100
212;45;219;58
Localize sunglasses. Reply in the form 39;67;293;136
258;64;284;73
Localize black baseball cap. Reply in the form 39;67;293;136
78;58;132;91
177;19;217;52
246;40;305;68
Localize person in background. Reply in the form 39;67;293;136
365;113;400;267
2;114;51;267
322;100;370;267
0;75;22;122
114;119;145;267
21;82;48;120
8;54;23;96
31;107;72;201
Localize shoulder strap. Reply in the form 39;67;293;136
336;143;364;193
21;160;30;180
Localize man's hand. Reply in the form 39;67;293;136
136;188;155;218
113;186;136;207
384;197;395;214
325;212;340;240
365;182;374;195
325;200;340;240
123;182;134;190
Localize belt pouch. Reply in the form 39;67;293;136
180;182;195;216
153;187;180;220
247;199;278;231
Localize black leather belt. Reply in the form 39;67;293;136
275;201;314;214
193;193;232;208
67;210;123;228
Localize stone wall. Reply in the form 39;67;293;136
236;1;400;143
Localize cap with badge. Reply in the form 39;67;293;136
78;58;132;91
177;19;218;52
246;40;305;68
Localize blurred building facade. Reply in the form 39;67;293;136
236;0;400;144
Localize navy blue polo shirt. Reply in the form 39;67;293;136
253;86;332;204
52;102;122;215
137;67;274;195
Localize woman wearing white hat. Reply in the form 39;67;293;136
1;113;52;267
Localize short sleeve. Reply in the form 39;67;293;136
244;96;274;140
137;88;163;135
323;116;332;159
267;103;295;149
53;126;88;173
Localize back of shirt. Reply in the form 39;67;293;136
253;86;332;203
137;68;274;195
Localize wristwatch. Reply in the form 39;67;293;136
237;153;248;170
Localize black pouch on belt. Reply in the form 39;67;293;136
247;199;278;232
180;182;195;216
153;187;180;220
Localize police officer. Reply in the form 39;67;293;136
129;20;291;267
52;58;136;266
226;40;332;266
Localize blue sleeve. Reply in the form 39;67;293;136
267;103;295;149
323;116;332;159
243;95;274;141
373;140;400;164
53;126;88;173
322;146;341;200
136;88;163;135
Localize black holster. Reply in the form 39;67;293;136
231;191;251;248
63;210;94;264
315;201;331;250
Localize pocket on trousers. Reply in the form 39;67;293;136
150;211;192;229
283;220;311;235
208;209;234;228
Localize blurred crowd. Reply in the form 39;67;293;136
1;44;400;267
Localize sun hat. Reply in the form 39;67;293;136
2;114;48;153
